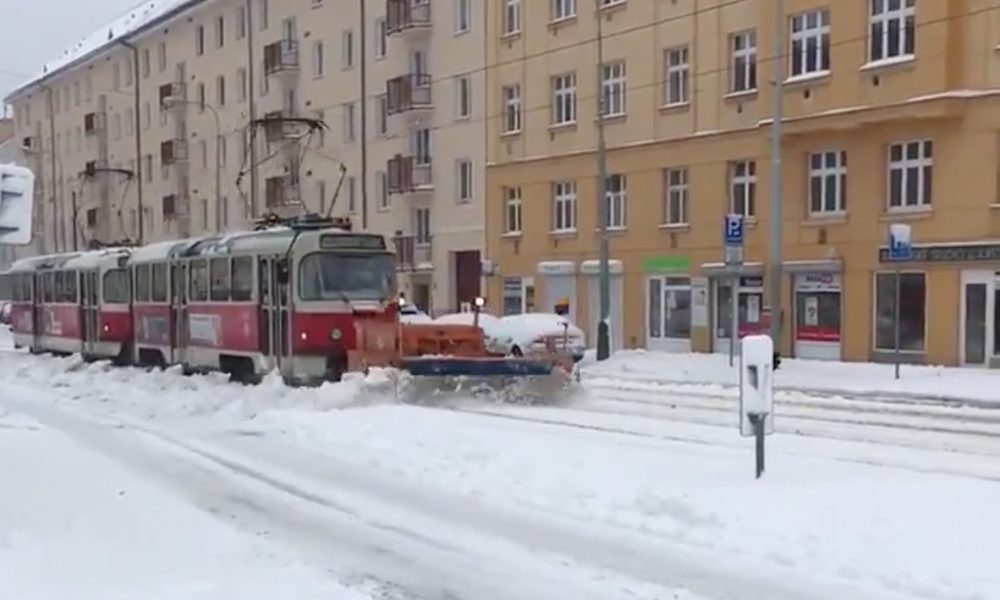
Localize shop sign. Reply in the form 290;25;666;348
691;277;709;327
796;273;842;293
878;243;1000;264
643;255;690;273
797;326;841;343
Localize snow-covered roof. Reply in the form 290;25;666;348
6;0;200;101
61;247;133;271
128;236;207;264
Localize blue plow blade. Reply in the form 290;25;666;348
399;357;558;377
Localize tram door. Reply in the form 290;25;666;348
81;270;100;356
31;274;43;350
258;256;291;371
170;261;188;365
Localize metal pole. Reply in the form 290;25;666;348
245;0;260;219
595;0;611;361
729;279;737;367
894;268;901;379
767;0;784;348
359;0;369;230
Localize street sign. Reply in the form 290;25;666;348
888;223;912;262
724;214;745;246
724;245;744;266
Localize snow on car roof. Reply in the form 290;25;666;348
61;247;132;270
6;0;196;100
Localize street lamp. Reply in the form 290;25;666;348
162;97;224;233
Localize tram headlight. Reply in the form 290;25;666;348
330;328;342;341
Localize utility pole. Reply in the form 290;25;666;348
595;0;611;361
245;0;260;219
359;0;369;230
767;0;785;347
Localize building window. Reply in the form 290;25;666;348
375;17;387;58
551;72;576;125
604;174;626;229
258;0;269;30
808;151;846;214
414;208;431;245
216;15;225;48
313;40;325;78
456;159;473;203
342;102;355;142
236;5;247;39
888;140;932;210
113;114;122;140
502;84;521;133
143;102;151;129
199;139;208;169
376;171;389;209
112;63;121;90
125;108;134;136
455;75;471;119
124;60;133;85
504;187;522;234
790;9;830;77
663;167;688;225
730;30;757;93
664;46;689;106
454;0;471;33
600;60;626;117
346;176;356;213
157;42;168;72
869;0;915;63
552;180;576;232
730;160;756;217
237;67;248;102
503;0;521;35
648;277;692;341
197;83;206;110
552;0;576;21
412;128;431;164
376;94;388;136
342;30;354;69
218;135;227;166
196;25;205;55
216;75;226;106
874;272;926;352
142;48;151;78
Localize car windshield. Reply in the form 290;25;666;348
298;252;397;301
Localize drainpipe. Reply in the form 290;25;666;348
117;39;145;244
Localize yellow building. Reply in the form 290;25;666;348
485;0;1000;367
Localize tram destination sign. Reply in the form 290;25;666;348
320;234;387;251
878;242;1000;264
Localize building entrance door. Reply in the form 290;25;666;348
961;271;995;367
713;276;765;356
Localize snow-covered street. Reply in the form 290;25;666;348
2;327;999;600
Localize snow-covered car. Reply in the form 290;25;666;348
501;313;587;362
0;301;11;327
399;303;433;324
433;312;515;356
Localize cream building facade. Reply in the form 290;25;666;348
5;0;486;313
485;0;1000;367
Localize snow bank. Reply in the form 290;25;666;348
0;410;373;600
585;349;1000;404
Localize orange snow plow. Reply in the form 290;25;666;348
352;300;578;404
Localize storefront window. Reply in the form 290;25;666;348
875;272;926;351
502;277;523;316
648;276;691;340
993;288;1000;356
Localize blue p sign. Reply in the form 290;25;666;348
724;214;744;246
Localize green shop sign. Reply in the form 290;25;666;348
643;255;690;273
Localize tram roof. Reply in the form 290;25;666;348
5;252;82;273
128;236;213;264
61;247;132;270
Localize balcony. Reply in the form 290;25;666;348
265;175;302;216
158;82;186;109
261;110;299;143
83;111;105;135
393;234;433;271
386;0;432;37
263;39;299;76
386;74;433;115
387;155;433;196
160;139;188;165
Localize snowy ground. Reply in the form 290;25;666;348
584;348;1000;404
2;327;1000;600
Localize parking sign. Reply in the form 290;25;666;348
724;214;744;246
888;223;912;262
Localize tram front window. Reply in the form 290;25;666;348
299;253;397;301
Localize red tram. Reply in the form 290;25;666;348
1;215;399;385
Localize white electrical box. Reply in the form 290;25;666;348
739;334;775;437
0;164;34;245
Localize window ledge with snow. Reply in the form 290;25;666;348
659;223;690;231
502;231;523;239
880;206;933;220
724;89;758;101
860;55;916;73
659;101;690;113
784;70;831;86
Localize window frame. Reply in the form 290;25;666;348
604;174;627;230
664;167;689;225
663;46;690;107
790;9;831;77
872;270;927;353
552;180;577;233
887;140;933;211
869;0;916;63
599;60;627;118
808;150;847;215
551;72;577;126
502;83;521;133
729;160;757;218
730;30;758;93
504;186;522;234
